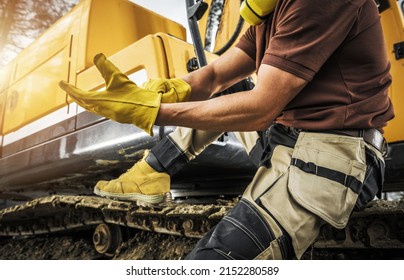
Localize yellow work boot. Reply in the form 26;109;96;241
94;150;171;205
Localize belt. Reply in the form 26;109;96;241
324;129;386;154
285;126;386;154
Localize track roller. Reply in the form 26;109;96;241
92;223;122;256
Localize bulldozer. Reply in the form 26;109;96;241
0;0;403;259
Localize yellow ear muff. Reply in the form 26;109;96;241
240;0;277;26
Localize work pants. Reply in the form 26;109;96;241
150;124;385;259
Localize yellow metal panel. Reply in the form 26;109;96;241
76;34;169;92
76;0;92;74
74;32;218;105
0;1;83;135
77;0;186;71
12;3;82;83
0;64;11;93
3;49;70;134
155;32;258;83
0;88;6;136
2;0;188;134
0;37;14;137
155;33;219;79
381;0;404;143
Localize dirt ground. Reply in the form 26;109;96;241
0;229;403;260
0;230;198;260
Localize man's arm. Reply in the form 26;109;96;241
58;47;308;134
183;47;256;101
156;55;308;132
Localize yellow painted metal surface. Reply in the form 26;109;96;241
156;33;218;79
1;3;83;134
213;0;249;54
381;0;404;142
1;0;186;135
76;0;186;72
12;5;82;83
0;66;9;137
0;64;11;93
3;49;70;133
0;65;12;141
76;35;171;91
76;33;217;93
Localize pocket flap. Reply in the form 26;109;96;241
288;132;366;229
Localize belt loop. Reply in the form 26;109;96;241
359;129;364;138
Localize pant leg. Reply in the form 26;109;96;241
149;127;224;175
185;125;297;259
185;125;384;260
185;130;297;260
150;127;261;175
149;78;257;175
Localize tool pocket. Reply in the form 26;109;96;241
288;132;367;229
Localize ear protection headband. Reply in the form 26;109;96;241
240;0;278;26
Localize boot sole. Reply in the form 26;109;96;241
94;186;170;205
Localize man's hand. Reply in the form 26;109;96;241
142;78;191;103
59;53;191;136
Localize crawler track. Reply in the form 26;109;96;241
0;195;236;238
0;195;403;259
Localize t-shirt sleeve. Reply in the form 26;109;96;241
264;0;365;81
236;25;257;62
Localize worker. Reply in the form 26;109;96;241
59;0;394;259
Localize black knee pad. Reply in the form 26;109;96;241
185;198;295;260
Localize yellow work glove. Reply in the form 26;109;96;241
59;53;191;136
142;78;192;103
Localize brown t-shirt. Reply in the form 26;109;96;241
236;0;394;131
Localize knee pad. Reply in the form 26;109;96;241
185;198;295;260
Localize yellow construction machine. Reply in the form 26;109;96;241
0;0;403;258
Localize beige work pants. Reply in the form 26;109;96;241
158;125;384;259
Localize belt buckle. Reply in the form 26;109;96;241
366;129;387;156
